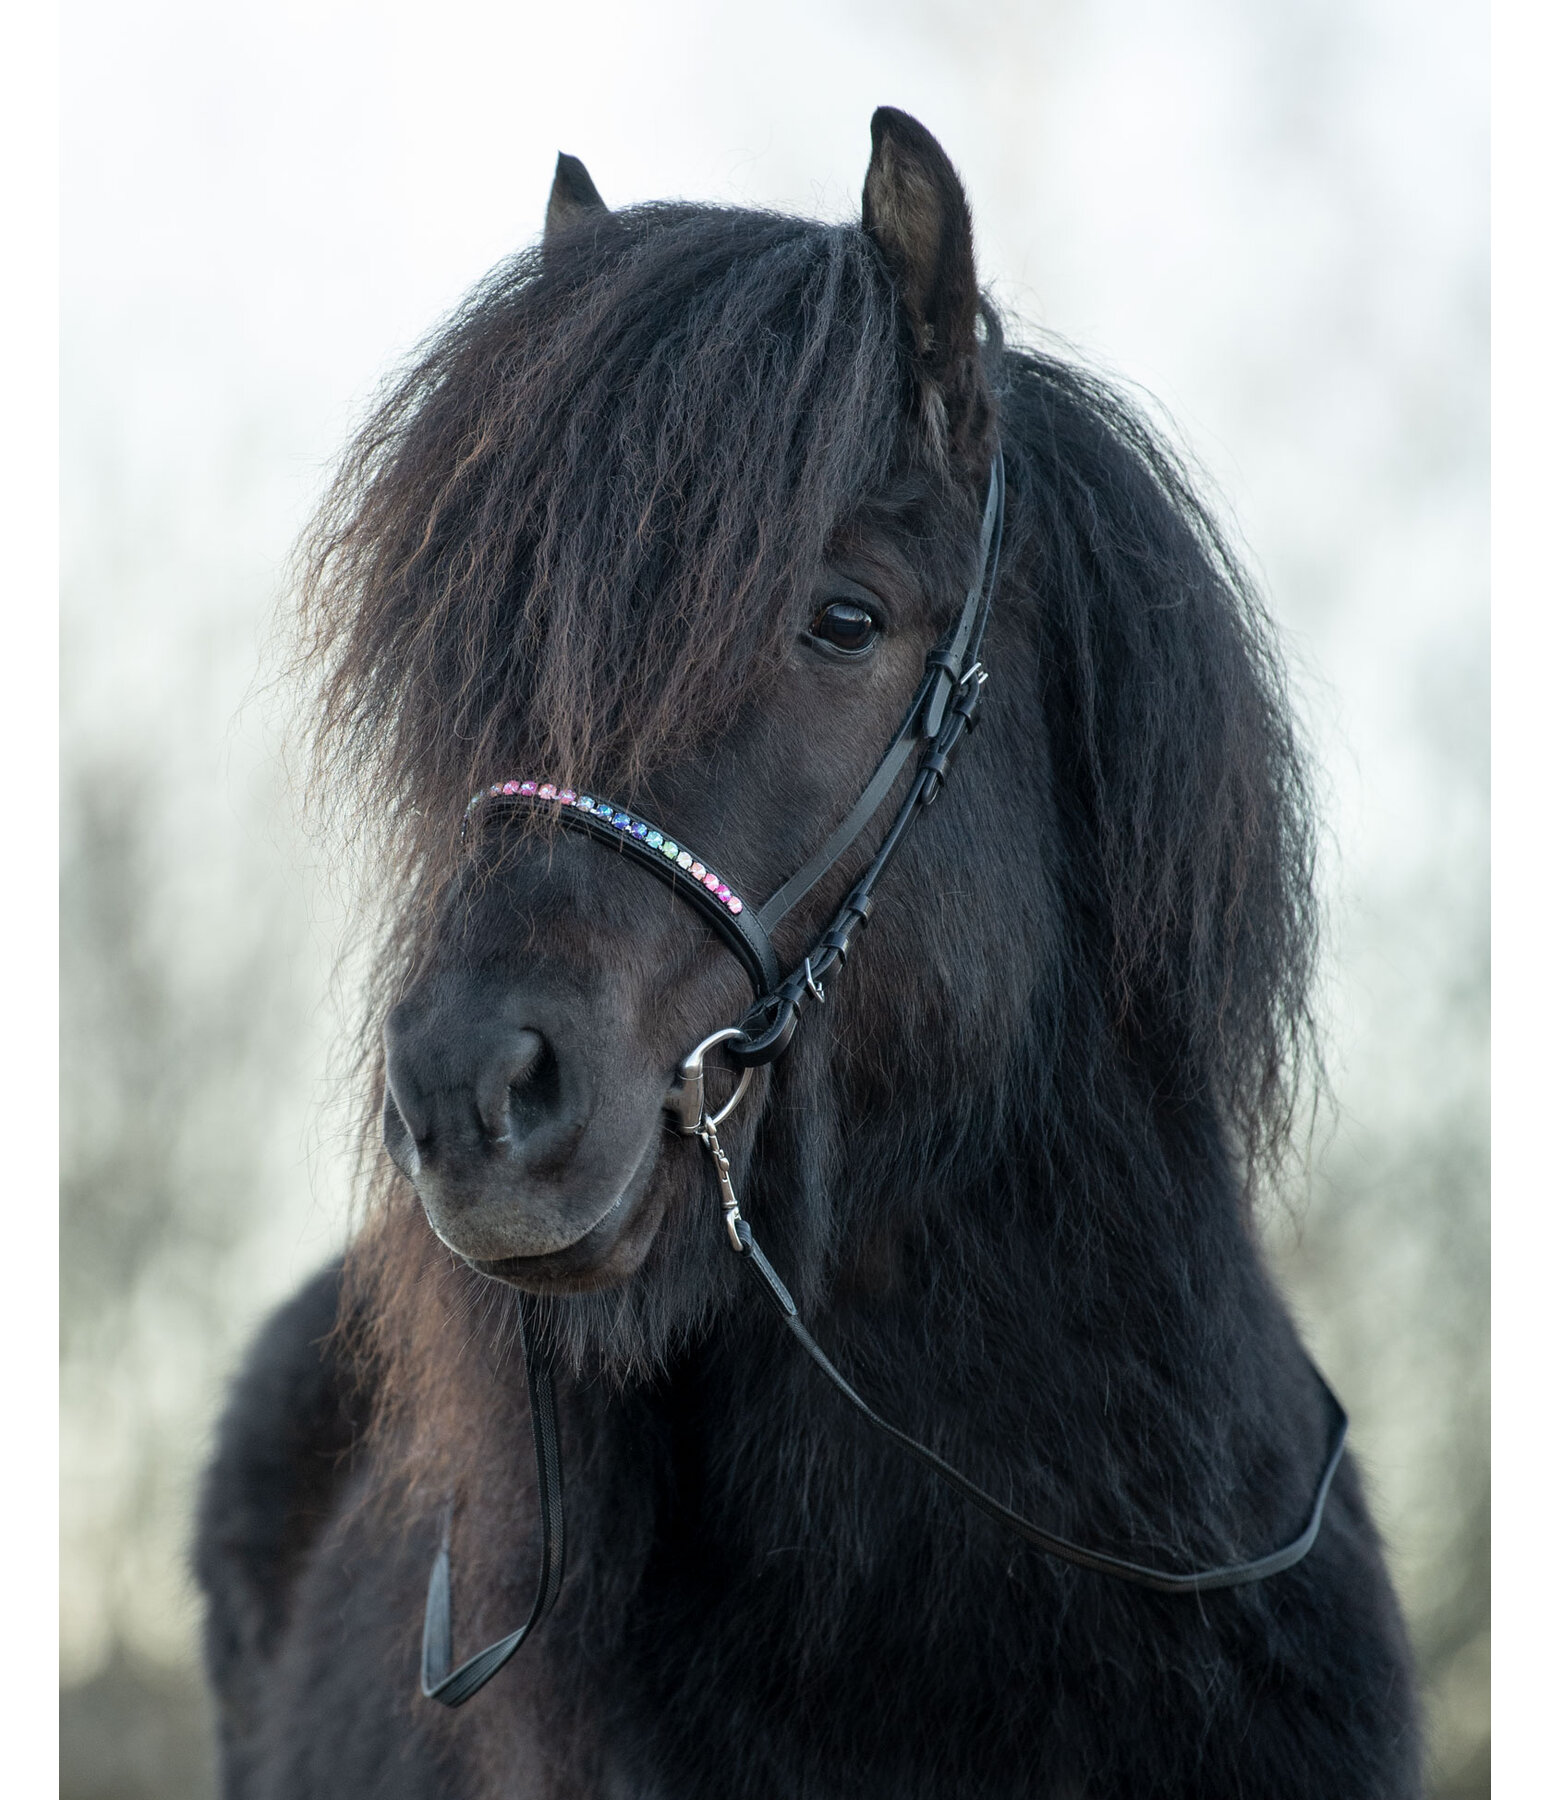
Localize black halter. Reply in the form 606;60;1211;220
421;446;1348;1709
460;448;1007;1063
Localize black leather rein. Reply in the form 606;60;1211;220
421;446;1349;1708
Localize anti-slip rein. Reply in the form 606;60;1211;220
421;447;1349;1708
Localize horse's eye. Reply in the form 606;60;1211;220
809;601;880;655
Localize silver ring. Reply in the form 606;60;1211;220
665;1025;753;1133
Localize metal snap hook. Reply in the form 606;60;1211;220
664;1025;753;1135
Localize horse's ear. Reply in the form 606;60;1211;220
862;107;987;446
544;152;609;245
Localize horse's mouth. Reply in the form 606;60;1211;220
445;1125;670;1293
462;1196;655;1293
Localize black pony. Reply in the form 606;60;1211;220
196;111;1420;1797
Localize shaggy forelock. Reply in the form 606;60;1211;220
298;205;908;911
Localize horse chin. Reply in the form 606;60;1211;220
465;1224;661;1293
449;1150;670;1294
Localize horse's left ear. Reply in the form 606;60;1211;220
544;152;609;245
862;107;987;448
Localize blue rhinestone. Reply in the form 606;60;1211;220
613;813;631;830
577;795;595;811
646;830;664;849
595;803;613;819
631;821;650;839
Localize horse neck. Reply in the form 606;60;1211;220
635;1052;1315;1567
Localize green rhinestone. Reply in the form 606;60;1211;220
661;840;678;859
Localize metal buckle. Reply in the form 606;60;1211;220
952;662;989;722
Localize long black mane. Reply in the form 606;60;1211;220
998;351;1318;1176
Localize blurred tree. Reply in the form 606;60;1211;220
60;754;335;1798
1273;634;1489;1799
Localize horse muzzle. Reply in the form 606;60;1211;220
382;974;674;1280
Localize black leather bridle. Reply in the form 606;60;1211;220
420;446;1349;1709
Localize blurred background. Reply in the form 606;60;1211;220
59;1;1488;1793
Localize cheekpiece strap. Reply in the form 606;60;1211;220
753;449;1005;936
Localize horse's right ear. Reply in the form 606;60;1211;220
862;107;988;451
544;152;609;245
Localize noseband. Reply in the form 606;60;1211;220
421;446;1349;1709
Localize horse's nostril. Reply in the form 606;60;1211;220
477;1029;555;1141
384;1062;429;1143
383;1005;434;1149
382;1082;422;1178
501;1029;547;1094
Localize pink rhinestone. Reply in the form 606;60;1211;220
519;780;538;795
728;896;744;915
558;789;576;804
690;862;706;880
715;883;731;902
702;870;719;888
538;782;557;799
502;781;520;794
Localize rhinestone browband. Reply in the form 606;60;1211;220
465;780;748;918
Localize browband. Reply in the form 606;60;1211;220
463;783;780;994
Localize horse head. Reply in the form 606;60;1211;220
356;113;1033;1320
306;107;1312;1386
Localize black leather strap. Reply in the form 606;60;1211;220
754;717;924;932
468;799;780;996
420;1209;1347;1708
753;451;1005;939
731;1216;1348;1594
728;656;992;1068
539;806;780;995
421;1294;565;1708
